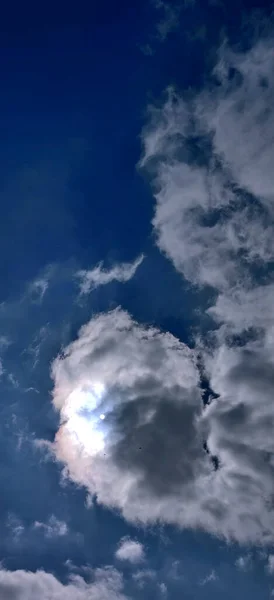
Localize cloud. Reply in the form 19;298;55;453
49;308;221;534
158;581;168;595
267;556;274;575
140;38;274;293
44;301;274;544
152;0;182;41
235;554;252;572
132;569;156;588
139;32;274;545
115;538;145;564
76;254;144;295
33;515;68;538
26;266;54;303
0;566;127;600
200;569;218;585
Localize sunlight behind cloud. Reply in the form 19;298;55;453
61;382;106;456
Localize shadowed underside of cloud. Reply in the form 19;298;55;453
47;293;274;544
0;566;127;600
138;33;274;545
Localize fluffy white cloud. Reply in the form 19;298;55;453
35;30;274;549
50;308;210;531
0;567;127;600
77;255;144;295
115;538;145;564
138;33;274;546
45;302;274;544
140;38;274;293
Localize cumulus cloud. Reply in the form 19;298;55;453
44;301;274;544
0;566;127;600
140;38;274;294
50;308;222;533
35;29;274;549
115;538;145;564
77;254;144;296
138;32;274;545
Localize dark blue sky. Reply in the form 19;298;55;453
0;1;273;599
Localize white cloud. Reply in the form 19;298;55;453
33;515;68;538
42;302;274;544
139;33;274;546
115;538;145;564
77;254;144;295
26;266;54;303
49;308;222;534
235;554;252;572
0;567;127;600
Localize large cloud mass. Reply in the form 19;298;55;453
51;308;211;529
49;35;274;546
139;33;274;545
0;567;127;600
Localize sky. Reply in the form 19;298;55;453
0;0;274;598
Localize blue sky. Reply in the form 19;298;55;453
0;1;274;598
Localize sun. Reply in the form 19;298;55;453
62;382;106;455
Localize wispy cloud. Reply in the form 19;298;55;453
235;554;252;572
26;266;55;304
267;555;274;575
33;515;68;538
200;569;218;585
76;254;144;296
152;0;182;41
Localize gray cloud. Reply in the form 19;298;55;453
49;308;222;533
0;567;127;600
138;33;274;545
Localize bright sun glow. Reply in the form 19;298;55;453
62;382;106;455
